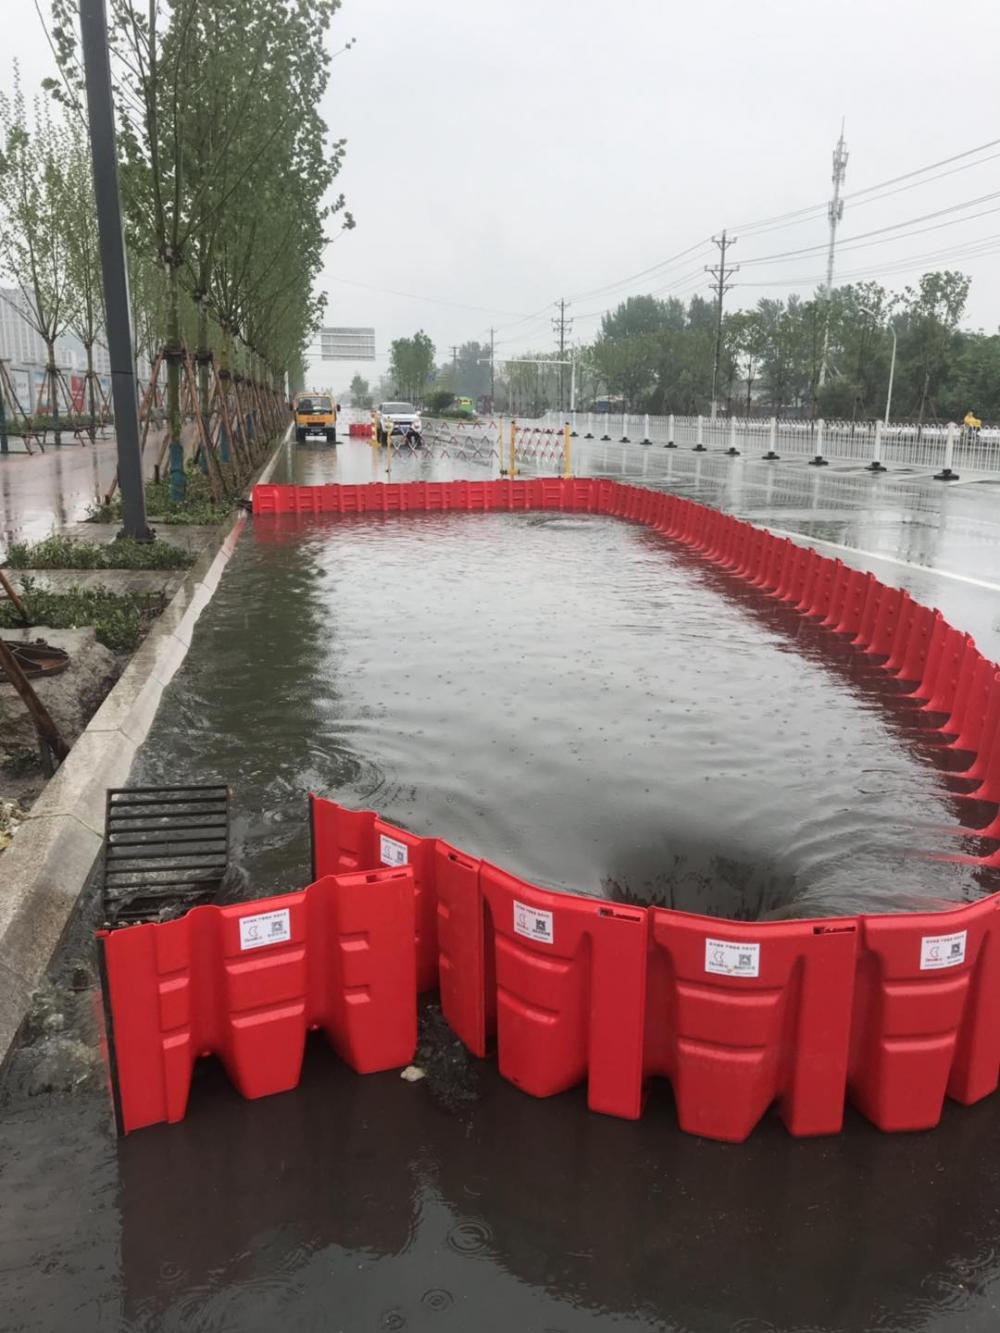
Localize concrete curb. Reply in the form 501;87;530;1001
0;426;291;1066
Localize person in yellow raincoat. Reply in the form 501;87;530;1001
964;410;982;432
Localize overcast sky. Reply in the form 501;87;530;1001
6;0;1000;392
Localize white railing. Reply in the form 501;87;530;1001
536;411;1000;476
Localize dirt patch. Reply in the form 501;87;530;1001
0;626;119;820
414;1000;481;1112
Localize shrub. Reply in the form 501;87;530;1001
4;536;193;571
0;579;167;653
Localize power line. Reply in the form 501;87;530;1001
736;229;1000;288
730;135;1000;238
325;275;530;318
565;239;714;304
740;189;1000;268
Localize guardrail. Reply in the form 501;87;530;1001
537;411;1000;477
102;477;1000;1139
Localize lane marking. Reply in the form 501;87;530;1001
766;527;1000;593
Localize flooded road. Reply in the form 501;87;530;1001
4;436;1000;1331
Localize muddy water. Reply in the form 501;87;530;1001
4;445;1000;1332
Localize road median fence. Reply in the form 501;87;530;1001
538;410;999;478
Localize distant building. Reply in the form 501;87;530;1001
0;286;139;415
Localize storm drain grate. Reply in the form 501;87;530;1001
102;784;230;926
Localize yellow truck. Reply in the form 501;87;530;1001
294;394;338;443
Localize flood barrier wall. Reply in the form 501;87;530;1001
100;478;1000;1137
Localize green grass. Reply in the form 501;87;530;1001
0;579;167;653
4;535;193;571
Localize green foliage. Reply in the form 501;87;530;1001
4;536;193;571
434;342;491;399
585;271;988;420
0;67;75;366
389;331;436;400
349;375;373;408
427;389;455;412
42;0;351;386
0;578;166;653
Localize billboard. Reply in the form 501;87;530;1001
319;327;375;360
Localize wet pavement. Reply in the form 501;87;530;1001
4;435;1000;1331
0;432;158;554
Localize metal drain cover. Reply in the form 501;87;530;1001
102;784;230;926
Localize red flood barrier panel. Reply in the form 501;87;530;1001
849;896;1000;1131
480;864;648;1120
646;912;858;1141
100;867;417;1133
310;794;439;991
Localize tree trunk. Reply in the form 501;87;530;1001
196;297;210;476
917;368;931;425
46;341;61;446
85;341;96;443
218;327;232;465
166;266;186;502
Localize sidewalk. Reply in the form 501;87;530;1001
0;435;160;555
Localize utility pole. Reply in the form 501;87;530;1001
705;231;739;419
79;0;153;541
817;121;849;397
489;327;495;410
552;299;572;412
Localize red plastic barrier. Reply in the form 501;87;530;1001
646;911;857;1141
480;864;648;1119
100;868;417;1133
310;794;438;991
849;896;1000;1130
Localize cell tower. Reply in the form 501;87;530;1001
817;122;849;393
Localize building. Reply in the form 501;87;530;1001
0;286;124;415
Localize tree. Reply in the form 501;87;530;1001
896;271;970;422
727;310;768;415
945;333;1000;420
591;335;658;410
389;331;435;400
349;374;372;408
0;71;75;442
47;0;350;494
62;116;105;438
600;294;685;341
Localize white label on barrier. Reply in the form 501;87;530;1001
705;938;760;978
514;900;554;946
379;834;409;867
239;907;291;952
920;930;967;970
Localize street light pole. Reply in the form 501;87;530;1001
79;0;153;541
861;307;897;428
884;323;897;427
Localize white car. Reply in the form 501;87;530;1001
377;401;422;444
